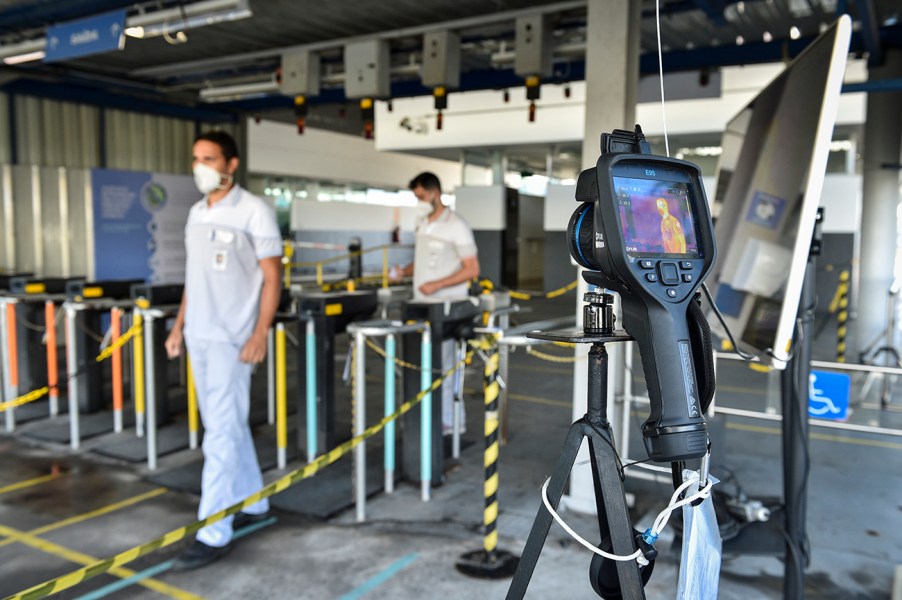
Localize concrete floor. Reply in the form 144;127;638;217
1;296;901;599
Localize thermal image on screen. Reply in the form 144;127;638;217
613;176;699;258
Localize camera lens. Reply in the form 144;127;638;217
568;203;602;271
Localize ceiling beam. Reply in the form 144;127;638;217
854;0;883;66
0;77;237;122
686;0;729;26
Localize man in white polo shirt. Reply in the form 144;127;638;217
395;172;480;431
164;131;282;570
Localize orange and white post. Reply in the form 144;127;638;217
45;301;59;417
110;307;124;433
4;299;19;432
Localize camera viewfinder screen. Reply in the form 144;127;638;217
613;176;700;258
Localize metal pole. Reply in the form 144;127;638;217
499;311;510;444
384;333;396;493
880;288;897;408
276;322;288;470
45;300;59;417
144;312;158;470
420;328;432;502
305;318;317;461
354;331;367;522
781;256;815;599
64;304;80;449
452;340;466;459
620;342;634;457
267;327;275;425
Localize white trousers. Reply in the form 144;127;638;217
186;337;269;547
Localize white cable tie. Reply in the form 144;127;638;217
540;478;646;565
540;468;714;566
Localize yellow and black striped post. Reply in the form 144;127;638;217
835;270;850;363
456;335;519;578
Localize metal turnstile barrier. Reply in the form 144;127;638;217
296;290;379;460
346;320;432;522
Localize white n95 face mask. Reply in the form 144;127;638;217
193;163;230;194
416;201;433;218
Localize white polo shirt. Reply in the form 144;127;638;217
414;208;478;300
183;185;281;344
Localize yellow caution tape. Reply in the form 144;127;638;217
365;338;427;371
0;322;142;413
526;346;585;363
8;352;473;600
509;280;578;301
0;387;50;413
94;322;141;363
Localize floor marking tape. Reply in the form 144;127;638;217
0;523;200;600
0;488;167;550
72;518;277;600
0;473;62;497
338;552;419;600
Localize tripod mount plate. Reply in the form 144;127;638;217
527;327;633;345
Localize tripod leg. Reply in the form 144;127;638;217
588;428;646;599
506;423;587;600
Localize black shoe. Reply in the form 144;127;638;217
172;540;230;571
233;511;270;531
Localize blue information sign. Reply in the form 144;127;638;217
44;9;126;63
808;370;850;421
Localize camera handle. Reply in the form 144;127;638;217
619;295;710;462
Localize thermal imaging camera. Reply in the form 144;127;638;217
568;126;717;462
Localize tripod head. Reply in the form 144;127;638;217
567;125;717;462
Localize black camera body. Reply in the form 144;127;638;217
568;127;716;462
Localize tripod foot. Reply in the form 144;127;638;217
456;549;520;579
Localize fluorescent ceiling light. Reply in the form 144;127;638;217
0;38;45;62
127;0;252;39
3;50;46;64
199;78;279;101
0;0;251;62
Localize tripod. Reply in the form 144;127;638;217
506;331;649;600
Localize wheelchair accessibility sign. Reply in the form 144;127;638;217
808;370;850;420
